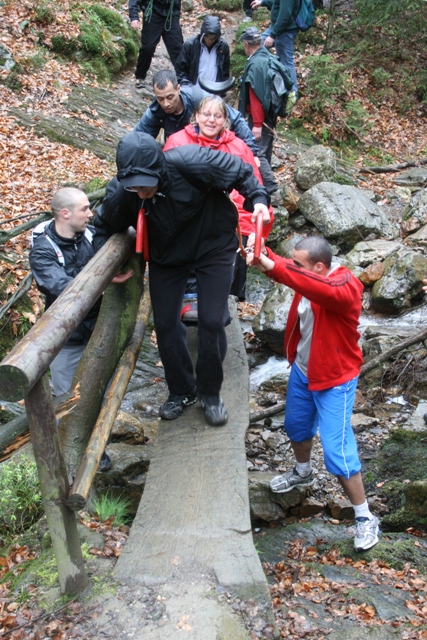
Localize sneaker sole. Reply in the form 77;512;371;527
355;530;379;552
270;477;314;493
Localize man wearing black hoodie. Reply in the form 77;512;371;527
175;15;230;89
94;131;270;427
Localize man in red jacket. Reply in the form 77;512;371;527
248;235;379;551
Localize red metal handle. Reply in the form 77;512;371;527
253;212;264;265
136;207;144;254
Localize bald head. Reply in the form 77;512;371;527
51;187;92;238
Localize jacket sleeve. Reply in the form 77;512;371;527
175;41;192;84
266;250;362;312
226;105;258;156
128;0;142;21
261;0;273;8
29;238;74;300
169;146;269;208
271;0;298;37
133;102;162;137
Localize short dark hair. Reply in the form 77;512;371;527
153;69;178;90
294;236;332;268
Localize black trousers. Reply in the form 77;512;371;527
149;242;236;398
135;8;183;79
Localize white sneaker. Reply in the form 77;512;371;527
270;467;314;493
354;515;379;551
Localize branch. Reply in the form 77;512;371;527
360;158;427;174
0;273;33;321
360;325;427;377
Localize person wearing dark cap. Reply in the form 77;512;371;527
238;27;284;168
251;0;299;96
93;130;270;427
175;16;230;90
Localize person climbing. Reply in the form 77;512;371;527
246;235;380;552
93;131;270;427
129;0;183;89
175;15;230;90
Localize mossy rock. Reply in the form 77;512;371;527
332;532;427;574
202;0;241;10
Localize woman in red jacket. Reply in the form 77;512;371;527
163;95;273;301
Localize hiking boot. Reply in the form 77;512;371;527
99;452;112;472
270;466;314;493
159;388;197;420
135;78;146;89
199;394;228;427
354;515;380;552
181;298;198;324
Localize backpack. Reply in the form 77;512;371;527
31;220;93;266
294;0;315;32
268;56;295;118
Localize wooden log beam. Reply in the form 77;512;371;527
67;288;152;510
0;231;134;401
25;375;87;595
360;325;427;377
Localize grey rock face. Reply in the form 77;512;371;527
394;167;427;187
346;239;401;268
371;250;427;313
294;145;337;190
298;182;395;249
252;284;294;354
401;187;427;236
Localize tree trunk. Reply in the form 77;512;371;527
59;255;145;480
323;0;337;53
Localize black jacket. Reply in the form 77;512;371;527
128;0;180;20
29;221;100;345
95;131;269;267
175;16;230;86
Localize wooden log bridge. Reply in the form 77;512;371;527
0;232;135;595
114;299;271;605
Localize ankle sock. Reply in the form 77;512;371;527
352;500;372;520
295;460;312;478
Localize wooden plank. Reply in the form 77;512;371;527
114;300;270;602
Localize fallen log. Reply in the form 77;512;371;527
359;158;427;174
249;402;286;424
360;325;427;377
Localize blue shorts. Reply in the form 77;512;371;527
284;364;361;479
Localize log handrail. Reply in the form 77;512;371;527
0;231;134;402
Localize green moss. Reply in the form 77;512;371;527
333;534;427;574
202;0;241;10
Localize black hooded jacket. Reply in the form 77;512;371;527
29;220;100;345
175;16;230;86
94;131;268;267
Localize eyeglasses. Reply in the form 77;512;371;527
199;112;225;120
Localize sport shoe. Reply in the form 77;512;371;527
135;78;146;89
199;395;228;426
181;298;198;324
354;515;379;552
99;452;112;472
270;466;314;493
159;388;197;420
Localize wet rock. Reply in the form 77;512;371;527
298;183;395;249
371;249;427;313
359;261;384;286
276;233;304;258
404;480;427;518
294;145;337;190
280;184;299;214
111;410;145;444
266;208;290;247
328;497;354;520
252;284;294;353
248;472;288;521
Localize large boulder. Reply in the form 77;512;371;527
252;283;294;353
371;250;427;313
298;182;395;249
346;239;402;268
294;145;337;190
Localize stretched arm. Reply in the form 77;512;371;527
133;103;162;138
226;104;259;156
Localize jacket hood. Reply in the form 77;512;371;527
116;131;169;191
200;15;221;37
